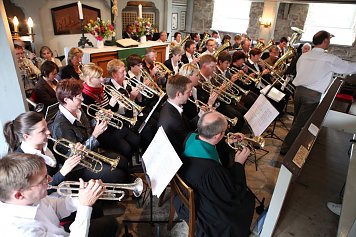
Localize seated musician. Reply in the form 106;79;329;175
0;153;118;237
239;39;251;57
232;34;242;50
192;33;201;50
211;30;221;47
181;40;198;64
277;36;288;57
198;55;245;131
221;34;232;46
158;75;193;156
48;79;131;183
3;111;81;186
38;46;63;68
201;38;216;56
164;46;184;76
80;64;140;159
176;111;255;237
171;32;182;47
61;47;83;80
142;48;160;78
264;45;279;68
156;31;168;43
32;61;59;114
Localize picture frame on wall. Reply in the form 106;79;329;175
172;13;178;30
51;3;101;35
180;11;186;31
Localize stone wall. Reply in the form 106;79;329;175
191;0;214;33
246;2;264;40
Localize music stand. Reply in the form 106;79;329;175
122;160;181;237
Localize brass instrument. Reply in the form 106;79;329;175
198;33;209;50
212;71;249;97
140;69;165;97
82;103;137;128
154;61;174;77
225;132;265;155
26;98;44;112
188;98;238;126
49;137;120;173
255;40;265;50
227;67;260;85
289;27;304;46
126;75;156;99
103;84;144;113
213;42;230;59
48;178;144;201
200;81;241;104
170;34;191;54
261;39;275;52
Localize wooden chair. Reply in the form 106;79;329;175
167;174;196;237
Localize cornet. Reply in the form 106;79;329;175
48;178;144;201
103;84;144;113
82;103;137;128
48;137;120;173
188;98;238;126
26;98;44;113
225;133;265;155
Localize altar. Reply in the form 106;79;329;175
64;41;169;76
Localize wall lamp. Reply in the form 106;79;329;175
259;17;272;28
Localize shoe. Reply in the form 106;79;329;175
327;202;341;216
279;150;287;155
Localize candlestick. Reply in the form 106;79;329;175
27;17;33;35
13;16;19;33
78;19;93;48
138;4;142;18
78;1;84;20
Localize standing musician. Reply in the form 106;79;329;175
48;79;132;183
175;111;255;237
164;46;184;75
80;64;140;159
201;38;216;56
0;153;118;237
211;30;221;47
280;31;356;155
181;40;199;64
61;47;83;80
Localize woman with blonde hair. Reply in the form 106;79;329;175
61;47;83;80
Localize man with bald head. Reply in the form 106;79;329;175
175;111;255;237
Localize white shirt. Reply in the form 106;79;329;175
110;79;127;115
293;48;356;93
0;196;92;237
20;142;56;168
185;52;194;63
167;99;183;115
59;104;82;124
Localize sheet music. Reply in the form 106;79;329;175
142;126;182;197
260;85;285;102
244;94;279;136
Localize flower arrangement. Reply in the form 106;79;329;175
134;17;153;37
84;18;115;41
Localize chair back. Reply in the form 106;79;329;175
168;174;195;237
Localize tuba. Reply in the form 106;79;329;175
170;34;191;54
103;84;144;113
81;103;137;128
188;98;238;126
49;137;119;173
261;39;275;52
225;133;265;155
48;178;144;201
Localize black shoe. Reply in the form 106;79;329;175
279;150;287;155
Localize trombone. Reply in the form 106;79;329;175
188;98;238;126
48;137;120;173
48;178;144;201
225;132;265;155
103;84;144;113
82;103;137;128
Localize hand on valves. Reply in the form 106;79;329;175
78;178;106;207
234;146;251;165
59;142;84;176
92;120;109;138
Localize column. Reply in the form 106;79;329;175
259;0;280;42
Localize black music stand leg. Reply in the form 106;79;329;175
264;119;283;141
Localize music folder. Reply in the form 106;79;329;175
116;38;139;48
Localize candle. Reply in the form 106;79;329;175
27;17;33;34
13;16;19;32
78;1;84;20
138;4;142;18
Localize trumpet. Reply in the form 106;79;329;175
154;61;174;77
48;178;144;201
140;69;165;97
227;67;258;85
82;103;137;128
26;98;44;113
212;71;249;96
48;137;119;173
225;133;265;155
126;75;156;99
103;84;144;113
188;98;238;126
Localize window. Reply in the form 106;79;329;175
212;0;251;33
301;3;356;46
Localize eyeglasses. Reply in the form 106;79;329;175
30;174;50;188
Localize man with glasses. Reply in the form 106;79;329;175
0;153;118;237
280;30;356;155
201;39;216;56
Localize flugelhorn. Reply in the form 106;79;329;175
188;98;238;126
212;71;249;96
48;137;120;173
103;84;144;113
154;61;174;77
200;81;239;104
26;98;44;112
225;133;265;155
48;178;144;201
140;69;165;97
